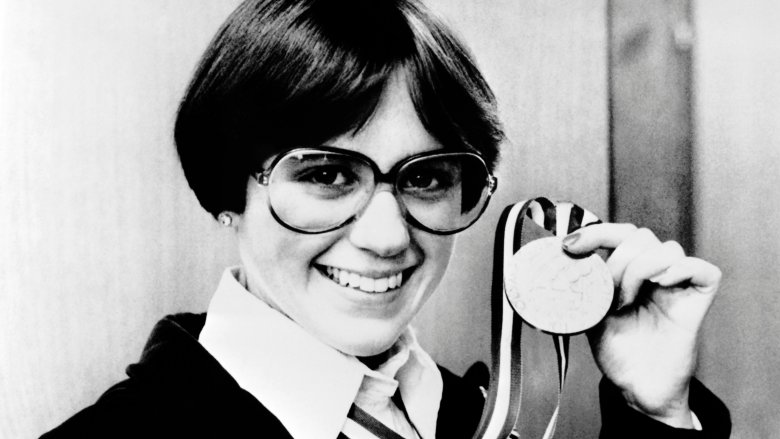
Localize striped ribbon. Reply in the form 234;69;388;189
471;197;605;439
338;403;410;439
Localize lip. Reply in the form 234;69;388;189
314;264;417;294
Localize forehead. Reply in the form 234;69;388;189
327;72;443;171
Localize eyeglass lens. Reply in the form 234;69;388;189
266;150;492;233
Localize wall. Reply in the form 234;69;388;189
608;0;695;251
0;1;242;435
0;1;609;437
694;1;780;437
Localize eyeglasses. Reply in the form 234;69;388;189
254;146;497;235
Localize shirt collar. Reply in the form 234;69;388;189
198;267;442;439
362;328;443;439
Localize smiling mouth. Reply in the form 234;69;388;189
318;265;410;293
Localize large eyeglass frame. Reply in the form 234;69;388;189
253;145;498;235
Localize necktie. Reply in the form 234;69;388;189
339;375;419;439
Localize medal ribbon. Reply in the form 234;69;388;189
472;197;602;439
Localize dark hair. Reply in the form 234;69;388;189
175;0;504;219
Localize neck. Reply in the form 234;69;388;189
358;350;392;370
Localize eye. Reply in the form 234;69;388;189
401;169;458;196
398;158;463;202
305;166;348;185
403;171;440;190
298;165;356;187
400;160;459;191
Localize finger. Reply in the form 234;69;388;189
598;227;661;287
562;223;640;254
649;257;722;332
618;240;687;309
650;256;722;294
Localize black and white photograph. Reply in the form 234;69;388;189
1;1;777;438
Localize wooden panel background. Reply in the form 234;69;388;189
0;1;608;437
608;0;695;251
694;1;780;437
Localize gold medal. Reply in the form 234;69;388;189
505;236;614;335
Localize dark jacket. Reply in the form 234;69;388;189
42;314;730;438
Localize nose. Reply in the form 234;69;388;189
348;188;411;258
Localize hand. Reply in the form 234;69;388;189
562;223;721;428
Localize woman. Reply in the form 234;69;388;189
42;0;730;437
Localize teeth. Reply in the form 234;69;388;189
360;276;374;292
338;269;349;286
322;266;406;293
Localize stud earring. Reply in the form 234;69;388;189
218;212;233;227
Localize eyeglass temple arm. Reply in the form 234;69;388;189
487;175;498;195
254;171;271;186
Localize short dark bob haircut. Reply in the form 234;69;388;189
175;0;504;219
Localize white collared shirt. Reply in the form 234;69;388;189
198;267;443;439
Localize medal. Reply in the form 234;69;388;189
505;236;613;335
473;197;615;439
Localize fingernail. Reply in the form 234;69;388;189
649;270;669;284
613;291;625;311
562;232;581;249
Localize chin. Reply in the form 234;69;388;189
325;320;406;357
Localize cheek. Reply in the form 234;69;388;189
245;226;329;279
416;233;456;287
238;198;336;295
